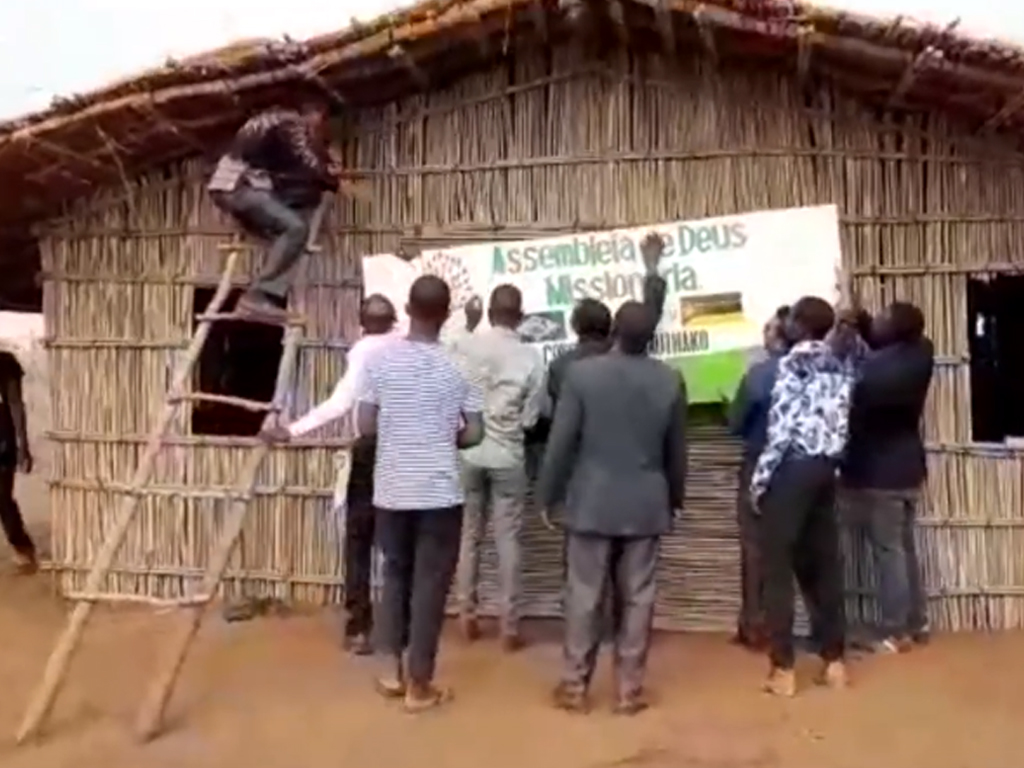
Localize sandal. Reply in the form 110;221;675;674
374;676;406;699
403;684;453;713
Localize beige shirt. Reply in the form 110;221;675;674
448;326;545;470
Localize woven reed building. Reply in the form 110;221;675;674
4;0;1024;632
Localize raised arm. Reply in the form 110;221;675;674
537;370;584;509
289;339;371;438
856;338;934;410
280;115;338;192
640;232;668;323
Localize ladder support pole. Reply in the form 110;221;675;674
14;252;241;746
135;324;303;741
134;196;328;741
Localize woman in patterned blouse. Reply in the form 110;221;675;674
752;296;861;697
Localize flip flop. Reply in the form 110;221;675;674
374;676;406;699
402;685;453;713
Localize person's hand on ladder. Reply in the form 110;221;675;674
258;423;291;445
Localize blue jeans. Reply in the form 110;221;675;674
211;186;312;301
844;488;928;637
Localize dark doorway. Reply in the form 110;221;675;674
967;274;1024;443
191;287;283;437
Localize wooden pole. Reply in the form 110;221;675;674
134;195;329;741
134;323;303;741
14;251;240;745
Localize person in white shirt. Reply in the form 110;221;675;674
448;285;545;650
262;293;399;654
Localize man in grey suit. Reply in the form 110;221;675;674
538;300;688;715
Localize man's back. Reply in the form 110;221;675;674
450;326;544;469
362;339;475;511
843;337;934;490
540;352;687;538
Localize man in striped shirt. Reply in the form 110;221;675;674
208;96;339;322
356;275;484;712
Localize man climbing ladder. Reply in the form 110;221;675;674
15;121;345;743
207;93;341;322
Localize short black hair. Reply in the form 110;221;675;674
774;305;790;322
613;301;656;355
360;293;396;334
790;296;835;341
571;298;612;340
407;275;450;324
888;301;925;343
488;284;523;326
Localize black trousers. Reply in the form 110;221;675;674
376;506;463;686
760;456;845;669
343;490;375;638
0;462;33;555
736;454;765;639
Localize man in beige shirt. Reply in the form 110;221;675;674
448;285;545;650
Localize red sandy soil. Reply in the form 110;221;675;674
1;475;1020;768
0;567;1021;768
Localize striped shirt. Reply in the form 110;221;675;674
358;339;483;511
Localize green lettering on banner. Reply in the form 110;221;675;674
492;217;748;277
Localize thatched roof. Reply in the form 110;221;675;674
3;0;1024;237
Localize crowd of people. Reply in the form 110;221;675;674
264;246;934;713
729;297;934;694
197;97;939;712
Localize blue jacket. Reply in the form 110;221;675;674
728;352;782;461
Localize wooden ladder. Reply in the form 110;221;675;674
16;195;331;746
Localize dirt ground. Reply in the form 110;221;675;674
2;478;1023;768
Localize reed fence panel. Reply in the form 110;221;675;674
39;42;1024;631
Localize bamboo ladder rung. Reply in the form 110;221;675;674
216;241;323;254
194;311;306;326
65;592;213;608
169;392;279;413
15;193;333;748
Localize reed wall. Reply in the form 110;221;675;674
40;41;1024;631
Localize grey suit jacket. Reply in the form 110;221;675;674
537;351;687;538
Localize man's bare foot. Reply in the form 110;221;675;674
817;660;848;689
612;689;650;716
552;682;589;713
344;632;373;656
460;614;480;642
501;633;525;653
403;683;452;713
762;667;796;697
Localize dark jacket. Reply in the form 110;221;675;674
537;352;687;537
0;351;24;464
728;352;782;462
842;337;934;491
527;273;667;446
227;108;338;207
